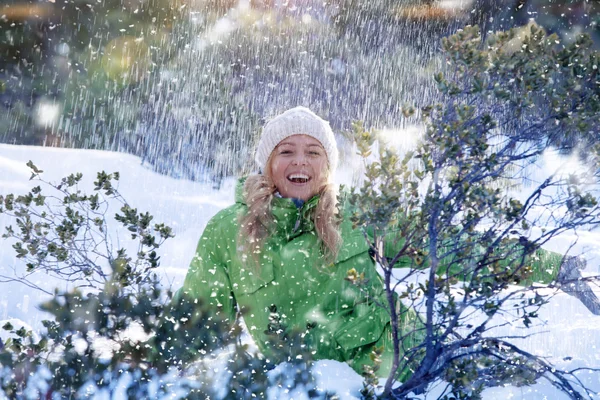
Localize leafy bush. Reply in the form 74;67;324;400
0;165;324;399
348;25;600;398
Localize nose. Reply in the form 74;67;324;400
292;153;308;165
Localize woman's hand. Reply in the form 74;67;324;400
556;256;600;315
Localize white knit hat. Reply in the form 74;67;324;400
255;106;338;175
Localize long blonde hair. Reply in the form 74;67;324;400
239;161;341;261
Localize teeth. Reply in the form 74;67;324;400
289;174;309;180
288;173;310;184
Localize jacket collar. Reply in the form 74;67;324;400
235;177;320;237
235;177;319;207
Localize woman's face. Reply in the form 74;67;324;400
268;134;329;201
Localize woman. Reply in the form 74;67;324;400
179;106;413;377
178;106;600;380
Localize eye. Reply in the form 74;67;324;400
308;150;321;156
279;149;293;155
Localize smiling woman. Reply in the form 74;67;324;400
269;135;328;201
176;106;600;385
176;106;417;377
240;107;342;260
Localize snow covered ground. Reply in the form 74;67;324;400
0;144;234;326
1;143;600;399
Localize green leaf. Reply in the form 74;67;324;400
26;160;44;175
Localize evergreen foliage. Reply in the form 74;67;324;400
2;1;597;182
0;0;191;143
0;164;325;399
2;15;600;399
348;25;600;399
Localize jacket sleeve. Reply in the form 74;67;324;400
372;222;561;284
175;213;237;325
342;194;561;284
519;247;562;285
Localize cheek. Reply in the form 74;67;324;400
312;160;328;183
270;159;286;182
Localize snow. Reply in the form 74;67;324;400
1;143;600;399
268;360;365;399
0;143;234;325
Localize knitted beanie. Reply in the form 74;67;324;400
255;106;338;175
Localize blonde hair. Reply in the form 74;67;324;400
239;160;341;262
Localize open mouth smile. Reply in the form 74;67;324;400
287;173;311;184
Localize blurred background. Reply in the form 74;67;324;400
1;0;599;184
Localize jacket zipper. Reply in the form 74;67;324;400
293;209;302;233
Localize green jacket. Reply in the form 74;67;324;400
179;180;419;377
178;180;563;378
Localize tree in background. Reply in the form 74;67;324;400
349;25;600;398
469;0;600;47
2;21;600;399
0;0;192;142
1;0;598;184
